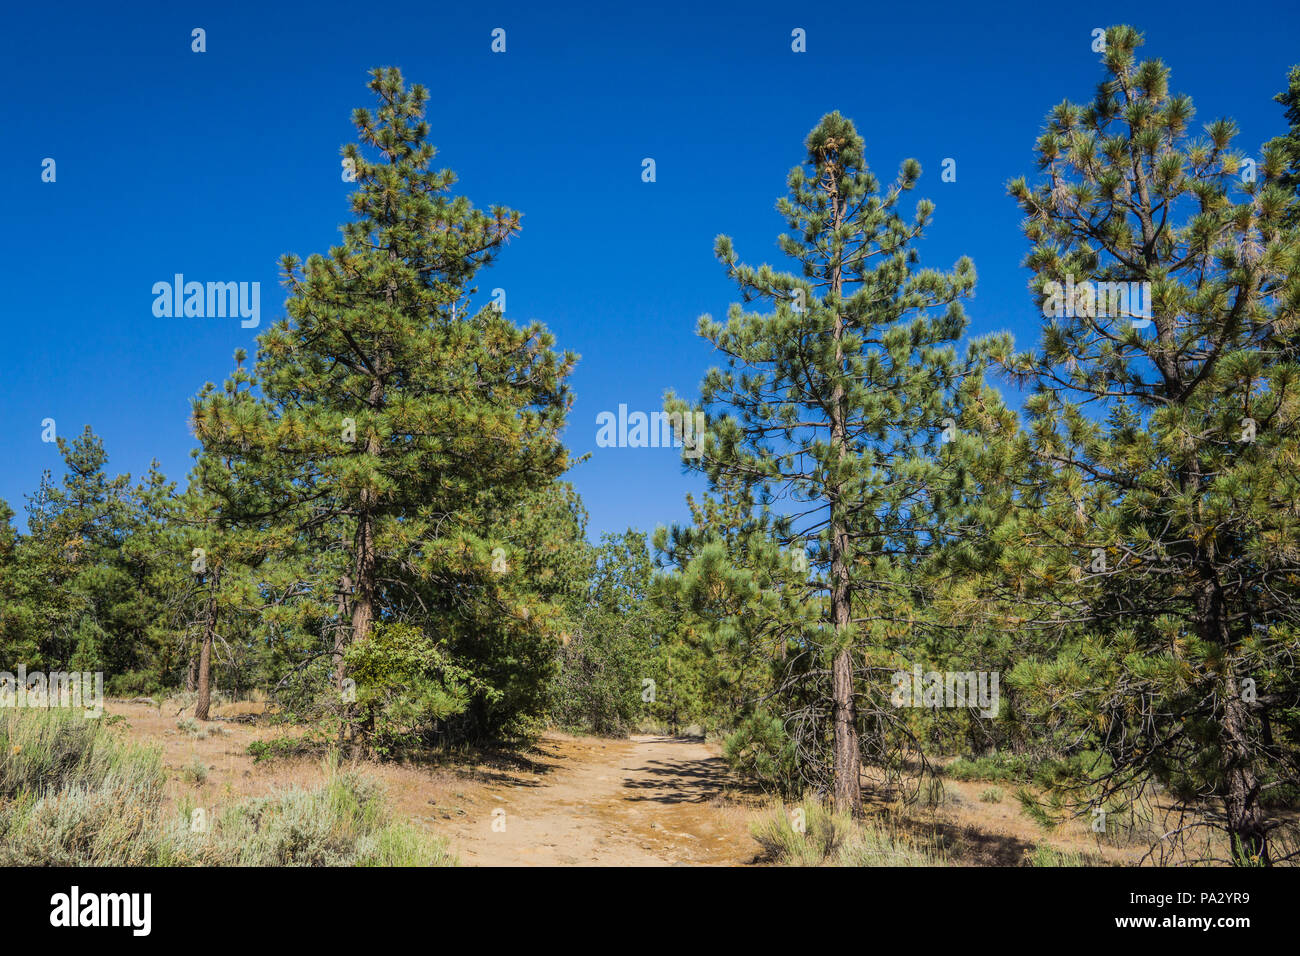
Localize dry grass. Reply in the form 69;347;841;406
0;706;454;866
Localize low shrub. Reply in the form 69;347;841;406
0;710;454;867
750;799;945;867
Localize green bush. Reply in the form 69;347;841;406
344;621;472;756
0;707;130;799
723;711;802;795
162;762;455;866
182;756;208;786
0;709;168;865
750;800;849;865
246;736;315;763
1027;845;1105;867
942;753;1034;783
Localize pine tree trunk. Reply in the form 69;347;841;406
350;490;377;647
829;532;860;814
344;379;384;753
1182;419;1266;862
825;150;862;815
334;573;352;691
1223;688;1268;865
185;653;196;693
1197;572;1268;864
194;570;218;722
346;272;391;660
348;374;385;654
1141;166;1267;862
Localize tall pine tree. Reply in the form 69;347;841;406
665;113;979;811
193;68;575;742
995;25;1300;864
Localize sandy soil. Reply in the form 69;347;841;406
432;733;758;866
100;698;1159;866
102;701;757;866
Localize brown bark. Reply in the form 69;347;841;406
334;573;352;692
194;569;218;722
823;141;862;815
1196;568;1268;864
1222;688;1268;864
346;253;394;658
348;395;382;650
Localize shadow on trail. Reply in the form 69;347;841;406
620;754;732;805
434;738;570;788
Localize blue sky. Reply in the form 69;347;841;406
2;0;1297;541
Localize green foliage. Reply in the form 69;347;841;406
985;24;1300;864
191;67;577;747
1027;846;1101;867
657;109;1002;803
345;621;473;756
246;736;314;763
722;711;802;795
942;754;1034;784
551;530;661;735
182;756;208;786
163;765;455;866
0;430;186;687
1265;63;1300;225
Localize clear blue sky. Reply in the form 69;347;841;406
2;0;1297;541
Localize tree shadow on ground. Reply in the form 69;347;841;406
620;753;732;805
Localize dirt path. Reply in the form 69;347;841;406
105;701;1148;866
434;733;757;866
106;699;1168;867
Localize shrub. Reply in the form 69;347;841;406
344;621;472;756
246;736;314;763
750;800;849;866
0;710;454;866
750;799;945;867
0;708;126;799
942;753;1034;783
723;711;802;796
162;763;455;866
0;710;167;865
182;757;208;786
1026;845;1102;867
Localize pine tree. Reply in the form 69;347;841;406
117;462;190;693
553;529;665;735
0;501;27;667
12;427;133;672
665;113;978;811
1265;64;1300;226
193;68;575;742
995;25;1300;864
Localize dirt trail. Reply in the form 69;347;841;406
435;733;756;866
105;701;1150;866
